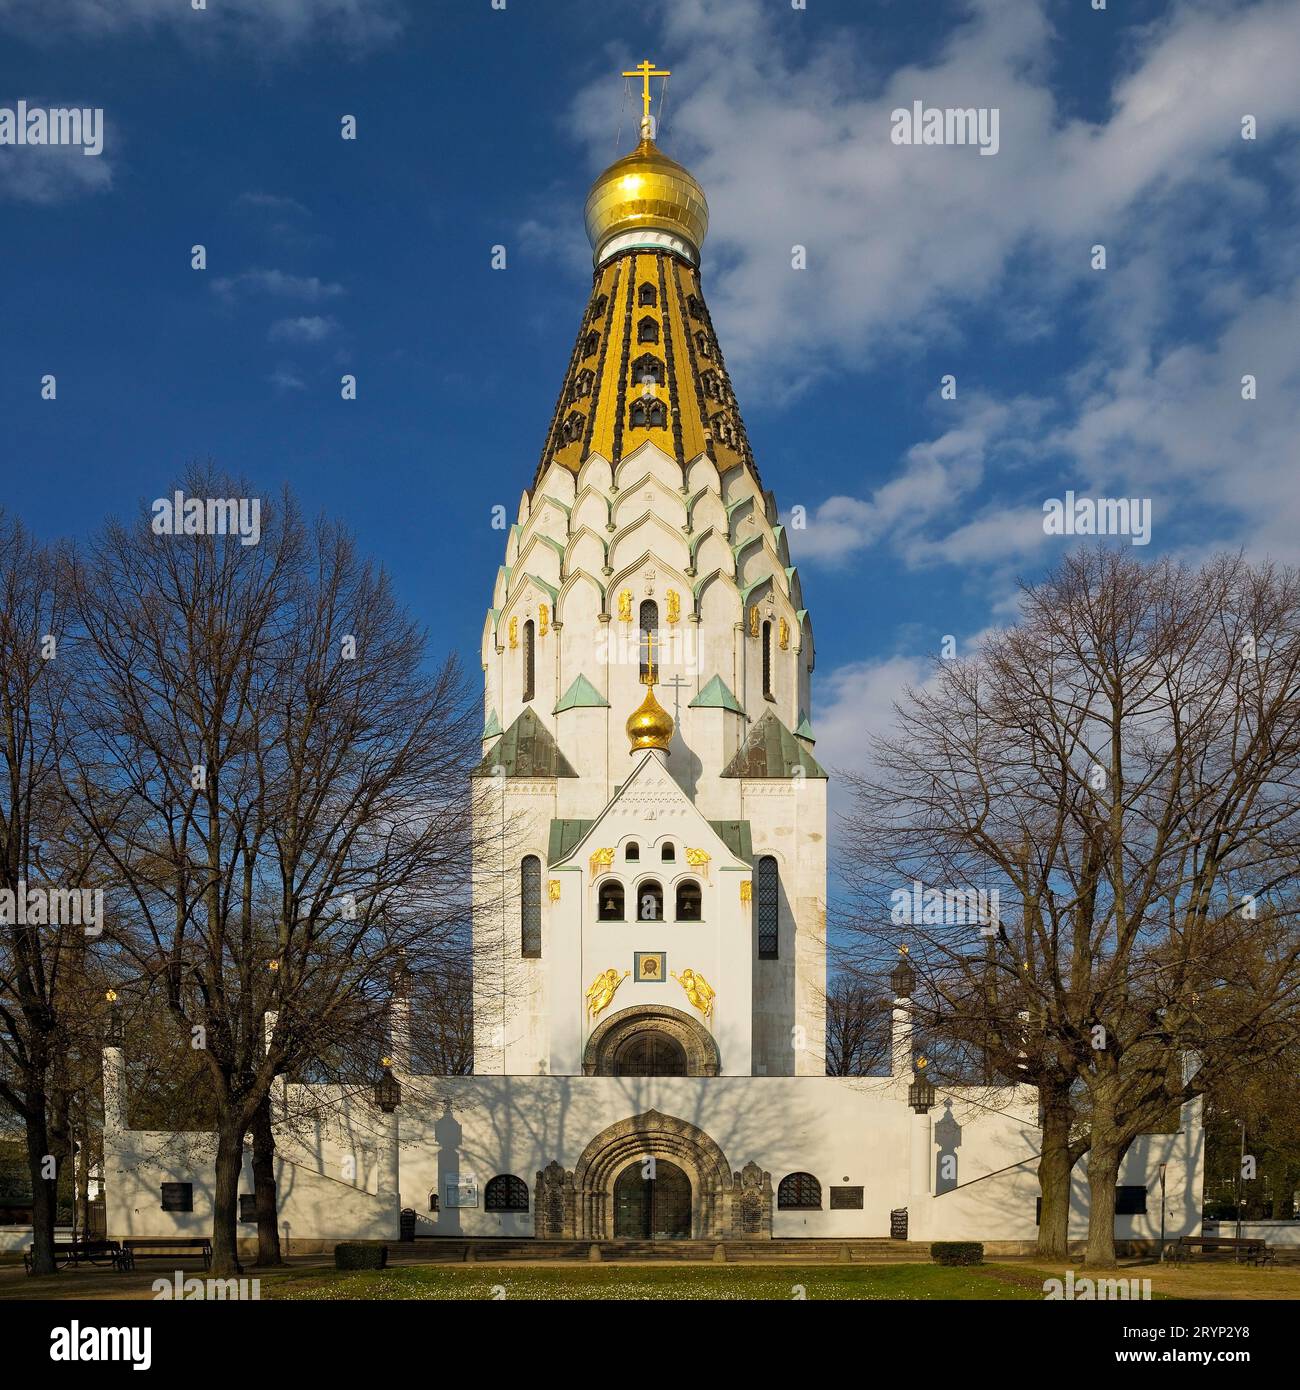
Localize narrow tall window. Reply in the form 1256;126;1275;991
638;316;659;344
638;282;658;307
521;855;541;958
639;600;658;683
757;855;779;959
762;621;773;701
522;619;535;702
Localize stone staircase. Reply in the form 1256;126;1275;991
385;1237;933;1264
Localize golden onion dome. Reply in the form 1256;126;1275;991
626;684;674;753
584;137;709;265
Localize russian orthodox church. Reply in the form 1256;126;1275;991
100;78;1204;1250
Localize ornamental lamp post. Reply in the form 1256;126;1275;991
105;989;123;1047
375;1062;402;1114
908;1056;936;1115
890;951;916;1000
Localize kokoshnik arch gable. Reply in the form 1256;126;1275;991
100;69;1203;1248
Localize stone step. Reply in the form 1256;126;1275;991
388;1237;933;1264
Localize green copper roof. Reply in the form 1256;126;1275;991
548;817;595;864
482;709;502;739
554;674;608;713
689;675;745;714
795;712;815;743
472;707;577;779
708;819;752;863
721;710;827;779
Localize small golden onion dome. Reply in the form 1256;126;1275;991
584;137;709;264
626;683;674;753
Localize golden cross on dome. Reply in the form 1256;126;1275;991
622;59;670;132
642;627;660;684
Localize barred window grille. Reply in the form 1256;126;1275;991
757;855;779;959
521;855;542;958
485;1174;530;1212
777;1172;821;1210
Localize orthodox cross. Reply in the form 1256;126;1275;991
643;627;660;685
623;59;670;135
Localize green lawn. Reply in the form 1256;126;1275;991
267;1262;1048;1301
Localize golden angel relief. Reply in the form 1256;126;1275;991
672;968;716;1021
586;968;630;1019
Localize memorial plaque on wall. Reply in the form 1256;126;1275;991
889;1207;909;1239
830;1186;864;1209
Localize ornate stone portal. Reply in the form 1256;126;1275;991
534;1110;773;1240
582;1004;720;1076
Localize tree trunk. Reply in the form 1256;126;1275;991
1036;1089;1075;1258
1085;1141;1122;1268
251;1096;282;1266
211;1123;245;1276
24;1105;58;1276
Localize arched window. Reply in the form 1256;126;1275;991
638;282;658;307
632;353;664;386
713;411;738;448
428;1190;440;1213
583;330;600;357
638;316;659;344
598;880;625;921
777;1172;821;1210
570;368;594;400
675;879;702;921
589;294;608;321
762;620;773;701
561;410;584;443
695;330;712;358
660;842;675;862
757;855;779;960
613;1031;686;1076
701;369;723;402
522;619;535;702
629;399;667;430
687;294;705;320
639;600;658;683
636;880;664;921
521;855;542;958
625;842;640;861
485;1174;530;1212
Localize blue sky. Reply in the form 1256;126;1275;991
2;0;1298;801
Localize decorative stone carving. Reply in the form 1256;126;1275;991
583;1004;719;1077
536;1109;772;1241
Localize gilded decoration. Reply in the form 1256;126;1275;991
589;846;616;878
539;603;549;636
586;967;630;1019
666;588;680;623
508;615;518;649
618;589;633;622
740;879;752;904
684;847;710;879
748;605;760;638
779;617;789;650
547;879;562;902
671;967;716;1021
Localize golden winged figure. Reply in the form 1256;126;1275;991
586;968;630;1019
671;968;715;1021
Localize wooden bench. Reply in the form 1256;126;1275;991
1167;1235;1275;1266
23;1238;126;1275
118;1237;213;1271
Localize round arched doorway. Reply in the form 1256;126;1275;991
611;1030;687;1076
613;1158;692;1239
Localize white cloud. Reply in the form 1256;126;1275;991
268;314;338;344
212;269;344;303
0;139;112;203
0;0;403;48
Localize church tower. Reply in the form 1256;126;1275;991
472;72;826;1081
